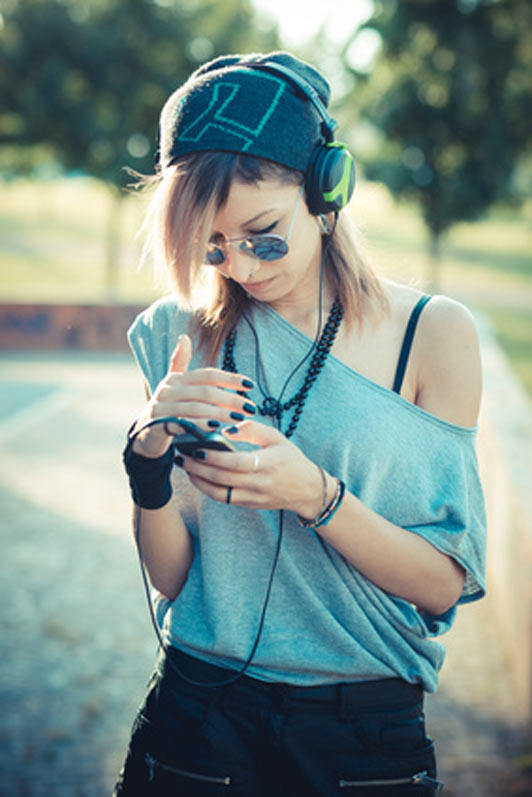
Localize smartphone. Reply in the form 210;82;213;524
172;418;235;456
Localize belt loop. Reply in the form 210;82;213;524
336;684;349;722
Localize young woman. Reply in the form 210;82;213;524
116;52;486;796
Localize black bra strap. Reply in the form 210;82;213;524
392;295;432;395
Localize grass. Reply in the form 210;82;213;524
0;177;159;304
1;176;531;396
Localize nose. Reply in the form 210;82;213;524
225;247;256;284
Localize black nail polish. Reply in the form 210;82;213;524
192;449;206;460
230;411;245;421
241;378;255;389
243;402;256;415
174;454;184;467
207;419;221;428
225;426;239;435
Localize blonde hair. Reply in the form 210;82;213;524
138;152;389;363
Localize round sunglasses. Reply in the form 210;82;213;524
205;185;304;268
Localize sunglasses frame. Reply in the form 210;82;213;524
205;185;304;268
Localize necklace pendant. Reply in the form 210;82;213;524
260;396;283;419
222;295;343;438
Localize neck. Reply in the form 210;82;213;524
267;268;336;337
270;294;335;337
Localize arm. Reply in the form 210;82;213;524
127;334;257;600
181;298;482;615
296;297;482;615
133;498;194;601
301;482;466;616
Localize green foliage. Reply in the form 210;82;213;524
344;0;532;239
0;0;279;188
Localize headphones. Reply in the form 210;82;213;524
244;60;356;216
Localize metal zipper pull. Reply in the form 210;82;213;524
339;770;445;790
145;753;155;782
412;771;445;792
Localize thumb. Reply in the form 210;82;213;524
223;419;283;448
168;334;192;374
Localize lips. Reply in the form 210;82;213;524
241;276;274;291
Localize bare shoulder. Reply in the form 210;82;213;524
415;294;482;428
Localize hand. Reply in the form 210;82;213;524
131;334;256;459
179;420;325;516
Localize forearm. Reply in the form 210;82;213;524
133;494;194;601
298;472;465;615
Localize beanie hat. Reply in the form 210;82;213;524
158;51;332;173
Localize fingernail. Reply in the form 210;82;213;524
192;449;206;460
230;411;245;421
241;378;255;389
174;454;184;467
207;419;220;428
225;426;239;435
243;402;256;415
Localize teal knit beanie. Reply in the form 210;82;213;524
158;51;332;173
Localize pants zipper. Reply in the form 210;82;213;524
145;752;232;786
339;770;444;791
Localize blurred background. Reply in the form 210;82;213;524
0;1;531;795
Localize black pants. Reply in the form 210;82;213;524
114;647;442;796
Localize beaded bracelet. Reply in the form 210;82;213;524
297;477;346;529
315;464;328;517
318;480;346;528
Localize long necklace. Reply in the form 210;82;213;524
222;295;344;439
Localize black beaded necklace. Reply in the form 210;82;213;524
222;295;344;438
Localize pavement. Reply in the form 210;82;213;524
0;351;527;796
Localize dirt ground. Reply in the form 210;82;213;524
0;351;528;796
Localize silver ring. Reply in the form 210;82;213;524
252;453;259;472
226;486;233;504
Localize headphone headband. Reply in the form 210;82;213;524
247;60;338;142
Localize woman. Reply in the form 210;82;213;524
116;52;486;796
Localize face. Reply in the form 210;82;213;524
206;178;323;309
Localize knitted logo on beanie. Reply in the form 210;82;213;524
178;71;286;153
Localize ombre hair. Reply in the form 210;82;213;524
137;152;389;364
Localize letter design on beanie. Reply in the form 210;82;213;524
177;72;286;153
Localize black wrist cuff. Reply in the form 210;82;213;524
122;442;175;510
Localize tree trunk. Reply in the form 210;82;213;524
427;230;441;293
105;188;123;301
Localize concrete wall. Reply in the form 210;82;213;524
476;313;532;735
0;303;145;351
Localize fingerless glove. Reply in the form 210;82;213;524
122;437;175;510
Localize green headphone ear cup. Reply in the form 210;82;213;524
306;143;356;215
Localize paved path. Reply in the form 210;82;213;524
0;352;525;795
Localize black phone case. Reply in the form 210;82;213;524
173;432;235;455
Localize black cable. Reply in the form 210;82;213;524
240;231;333;429
129;415;285;688
130;227;336;688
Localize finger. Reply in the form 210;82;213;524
187;474;259;508
168;334;192;374
174;367;255;393
156;383;257;416
222;419;283;447
188;447;260;473
187;473;230;500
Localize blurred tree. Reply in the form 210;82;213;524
0;0;279;296
342;0;532;287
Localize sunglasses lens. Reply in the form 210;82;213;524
205;245;226;266
248;236;289;261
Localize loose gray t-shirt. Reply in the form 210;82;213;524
128;294;487;692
